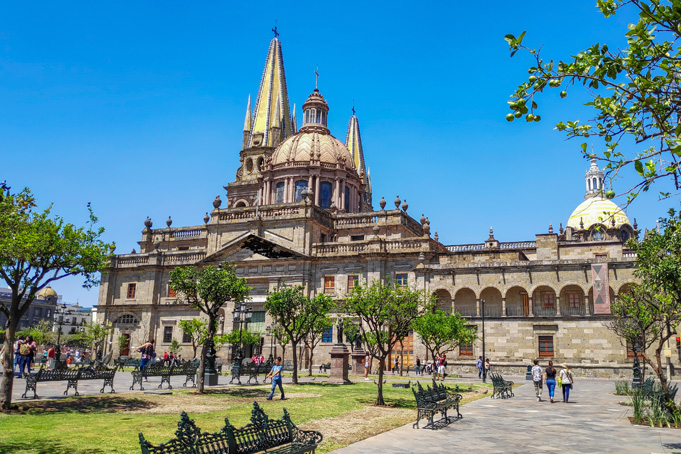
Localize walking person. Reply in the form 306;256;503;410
13;335;24;376
531;359;543;401
266;356;284;400
544;360;557;403
393;356;399;375
476;356;483;379
415;356;421;376
138;339;155;382
559;364;574;402
25;336;37;376
437;354;446;381
364;354;371;380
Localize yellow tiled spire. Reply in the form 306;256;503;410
345;111;366;180
247;36;293;148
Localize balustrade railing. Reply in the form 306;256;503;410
116;256;149;266
446;244;485;252
455;306;477;317
561;305;587;316
484;306;503;318
170;229;203;239
533;306;557;317
505;306;526;317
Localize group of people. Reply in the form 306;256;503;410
161;351;181;366
9;335;37;377
476;356;491;379
251;354;265;365
531;359;574;403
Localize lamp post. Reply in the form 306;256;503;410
632;339;642;388
481;299;486;383
54;303;68;363
232;302;252;361
265;321;276;361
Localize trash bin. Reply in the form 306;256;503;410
526;364;533;380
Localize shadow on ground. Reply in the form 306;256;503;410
24;396;156;414
0;439;107;454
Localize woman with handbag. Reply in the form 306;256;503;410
559;364;574;402
544;360;557;403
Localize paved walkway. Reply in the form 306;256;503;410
330;378;681;454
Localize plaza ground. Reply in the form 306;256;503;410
0;368;679;453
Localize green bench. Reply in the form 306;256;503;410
490;373;514;399
411;378;462;429
22;365;116;399
130;361;198;391
139;401;323;454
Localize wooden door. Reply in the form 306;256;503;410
522;293;529;317
389;331;414;373
121;333;130;356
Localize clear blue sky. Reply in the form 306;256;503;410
1;2;673;306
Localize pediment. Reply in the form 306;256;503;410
203;233;305;264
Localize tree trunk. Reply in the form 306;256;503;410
197;317;216;394
399;340;404;376
1;323;17;410
308;346;314;377
376;358;385;406
291;339;298;384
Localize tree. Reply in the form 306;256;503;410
117;334;129;356
610;207;681;407
0;187;114;410
506;0;681;204
412;309;477;375
169;264;249;393
80;321;113;362
343;280;433;405
179;318;208;359
265;284;334;384
26;320;55;348
303;315;333;376
217;329;262;358
168;339;182;356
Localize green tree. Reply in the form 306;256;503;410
0;187;114;410
303;315;333;376
343;280;433;405
412;309;477;375
179;318;208;359
117;334;129;356
610;207;681;407
506;0;681;204
217;328;262;356
168;339;182;356
265;284;334;384
169;264;249;393
80;321;113;362
26;320;55;348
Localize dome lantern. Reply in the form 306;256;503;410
585;158;604;199
300;89;330;134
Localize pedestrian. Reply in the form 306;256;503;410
25;336;37;376
484;358;490;378
47;345;56;369
138;339;155;382
13;335;24;376
266;356;284;400
559;363;574;403
476;356;483;379
393;356;399;374
364;354;371;380
163;351;169;365
544;360;557;403
440;354;448;381
415;356;421;376
531;359;543;401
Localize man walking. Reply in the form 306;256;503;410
266;356;284;400
531;359;543;401
476;356;483;379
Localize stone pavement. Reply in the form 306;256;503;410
331;377;681;454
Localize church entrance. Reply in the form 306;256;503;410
121;333;130;356
389;331;414;373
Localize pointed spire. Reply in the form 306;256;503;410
247;35;293;148
345;110;367;181
292;103;298;133
243;94;252;132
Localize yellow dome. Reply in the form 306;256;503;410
567;196;630;230
38;286;57;298
271;131;356;169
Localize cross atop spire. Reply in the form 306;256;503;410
272;20;279;38
315;66;319;89
352;100;355;116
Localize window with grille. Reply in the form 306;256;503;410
539;336;554;357
460;343;474;356
249;311;266;333
541;292;554;307
182;331;192;343
568;292;580;308
116;314;138;325
275;182;285;204
322;327;333;343
396;273;408;286
127;283;136;299
324;276;335;294
347;275;358;292
163;326;173;343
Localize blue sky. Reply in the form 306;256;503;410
1;2;673;306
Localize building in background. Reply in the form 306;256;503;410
97;34;648;377
0;286;59;330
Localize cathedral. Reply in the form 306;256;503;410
98;34;654;378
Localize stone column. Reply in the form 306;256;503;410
329;343;351;385
334;178;339;208
476;298;481;317
501;297;507;317
584;295;591;316
555;296;561;316
528;297;534;317
340;180;345;211
315;177;321;205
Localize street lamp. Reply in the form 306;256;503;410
481;299;486;383
54;303;68;362
265;321;276;361
232;302;252;361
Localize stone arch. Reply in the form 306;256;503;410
480;287;503;317
532;285;557;317
504;286;529;317
234;199;249;208
559;284;586;316
433;289;452;314
453;288;476;317
615;281;637;295
587;285;617;315
245;158;254;173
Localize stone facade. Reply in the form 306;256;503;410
96;35;669;379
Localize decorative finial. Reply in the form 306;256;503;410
420;214;426;225
203;212;210;224
633;218;638;230
144;217;152;229
166;216;172;228
611;217;616;227
548;223;554;234
315;66;319;89
434;231;439;241
394;195;401;209
559;223;564;234
401;199;408;212
272;21;279;38
379;197;386;210
373;225;380;237
489;226;494;238
580;217;584;229
213;195;222;209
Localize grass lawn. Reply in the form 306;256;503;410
0;379;492;454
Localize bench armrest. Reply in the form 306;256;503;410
291;427;323;446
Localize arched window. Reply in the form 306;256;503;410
320;182;332;208
593;177;598;189
588;180;591;191
344;186;350;212
275;182;285;204
621;229;629;242
115;314;138;325
294;180;308;202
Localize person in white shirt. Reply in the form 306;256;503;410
531;359;543;401
559;364;574;402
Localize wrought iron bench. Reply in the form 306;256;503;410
411;379;462;429
229;358;273;385
490;372;514;399
114;357;141;371
22;365;117;399
139;401;323;454
130;361;198;391
318;362;331;373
